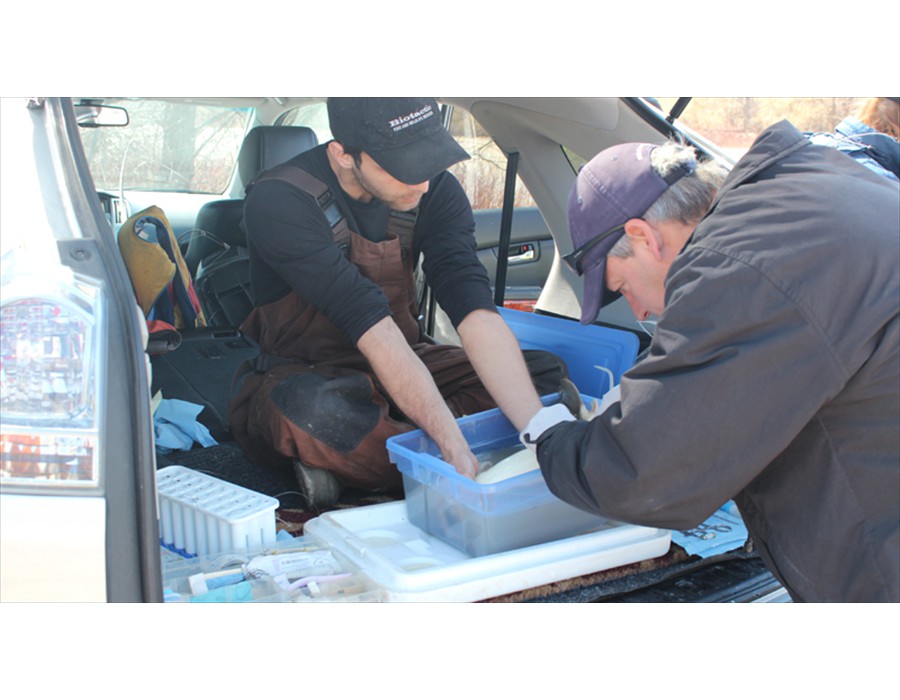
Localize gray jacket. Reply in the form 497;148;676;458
539;121;900;602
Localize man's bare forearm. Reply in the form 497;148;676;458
357;317;478;477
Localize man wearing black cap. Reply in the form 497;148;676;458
229;97;560;507
520;121;899;602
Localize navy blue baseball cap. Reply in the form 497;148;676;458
327;97;470;184
565;143;694;324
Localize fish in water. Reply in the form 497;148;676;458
474;379;613;484
475;447;539;484
558;377;598;420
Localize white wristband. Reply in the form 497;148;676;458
519;404;576;450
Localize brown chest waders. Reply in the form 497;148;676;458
227;166;565;491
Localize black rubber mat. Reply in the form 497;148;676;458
156;441;402;515
156;442;306;509
150;327;258;442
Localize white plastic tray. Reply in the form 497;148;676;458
157;465;279;557
304;501;671;602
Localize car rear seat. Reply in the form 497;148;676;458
152;125;319;442
186;125;319;327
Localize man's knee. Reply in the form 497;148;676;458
270;371;381;453
523;349;569;395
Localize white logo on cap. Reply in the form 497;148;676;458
388;104;434;132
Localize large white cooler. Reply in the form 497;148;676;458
304;501;671;602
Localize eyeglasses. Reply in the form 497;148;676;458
562;222;627;276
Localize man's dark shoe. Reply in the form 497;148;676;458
292;460;343;510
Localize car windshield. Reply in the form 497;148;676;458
77;99;253;195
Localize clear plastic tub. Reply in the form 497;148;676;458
388;394;609;556
160;535;385;603
386;309;639;556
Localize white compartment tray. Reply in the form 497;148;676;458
156;465;279;557
304;501;671;602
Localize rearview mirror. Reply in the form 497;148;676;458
75;101;129;127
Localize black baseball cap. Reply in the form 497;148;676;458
566;143;695;324
327;97;470;184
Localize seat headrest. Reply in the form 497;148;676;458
238;126;319;189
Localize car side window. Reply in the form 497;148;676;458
276;102;334;144
445;107;535;210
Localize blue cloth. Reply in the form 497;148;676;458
671;501;749;558
153;398;218;453
808;117;899;182
189;580;254;603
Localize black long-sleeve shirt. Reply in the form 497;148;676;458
243;144;495;345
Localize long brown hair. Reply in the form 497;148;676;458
857;97;900;139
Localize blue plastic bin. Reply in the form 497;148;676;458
388;394;610;556
498;306;639;397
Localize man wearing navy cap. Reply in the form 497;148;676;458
521;121;899;602
230;98;561;508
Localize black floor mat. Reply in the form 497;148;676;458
156;442;306;508
155;442;401;515
150;327;258;442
